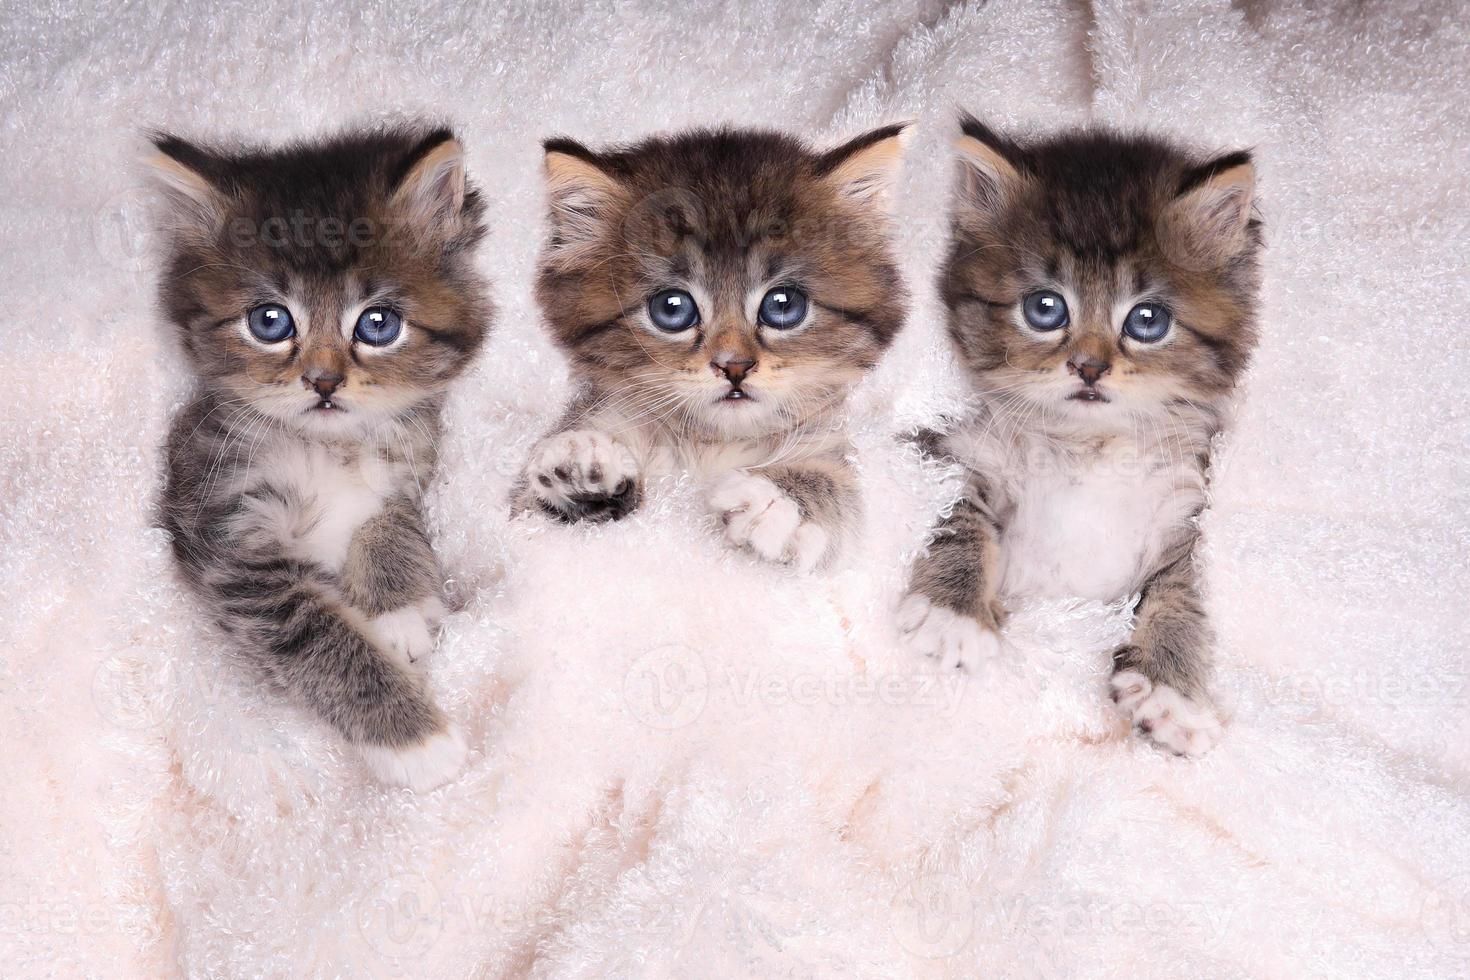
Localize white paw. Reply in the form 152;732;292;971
1111;671;1222;757
897;593;1000;671
525;429;640;522
708;471;827;570
418;593;448;626
367;605;436;666
788;521;830;573
358;725;468;792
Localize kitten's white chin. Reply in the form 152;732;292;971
699;400;781;439
1053;395;1145;435
292;411;371;440
284;402;401;442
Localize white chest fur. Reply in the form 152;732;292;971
948;425;1206;602
237;437;402;572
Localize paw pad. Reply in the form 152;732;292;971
1110;671;1222;757
525;430;641;523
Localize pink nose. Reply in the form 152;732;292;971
711;356;755;385
303;369;344;398
1067;355;1109;386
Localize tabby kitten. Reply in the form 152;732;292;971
154;126;492;790
901;115;1261;756
516;125;908;570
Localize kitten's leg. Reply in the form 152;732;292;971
340;496;446;667
1110;545;1223;757
705;459;855;572
211;552;465;791
517;428;641;523
899;473;1005;671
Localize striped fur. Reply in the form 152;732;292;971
903;117;1262;756
517;125;908;570
154;126;491;788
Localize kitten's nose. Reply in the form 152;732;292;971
1067;354;1110;386
711;355;756;385
303;368;344;398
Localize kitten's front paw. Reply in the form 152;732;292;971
897;593;1000;671
358;725;468;792
368;604;436;666
1111;671;1222;757
708;472;828;571
525;429;640;523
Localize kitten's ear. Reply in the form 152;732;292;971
147;133;228;233
542;138;623;253
1163;151;1255;267
952;113;1025;212
391;129;468;239
816;123;909;211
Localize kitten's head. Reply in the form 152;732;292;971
151;125;491;439
942;115;1261;429
535;125;909;440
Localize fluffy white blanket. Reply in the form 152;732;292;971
3;0;1468;975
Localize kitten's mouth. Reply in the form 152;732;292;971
1067;388;1109;404
307;399;344;413
719;388;753;403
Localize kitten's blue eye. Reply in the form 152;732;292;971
648;289;699;332
354;307;403;346
1122;302;1172;343
758;287;808;330
247;304;294;343
1022;291;1069;331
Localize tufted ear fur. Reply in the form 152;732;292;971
951;114;1027;214
1161;151;1255;268
814;122;909;212
147;133;230;238
390;129;468;241
539;138;628;261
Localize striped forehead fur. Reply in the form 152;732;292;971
535;125;909;411
151;124;492;418
944;115;1262;403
